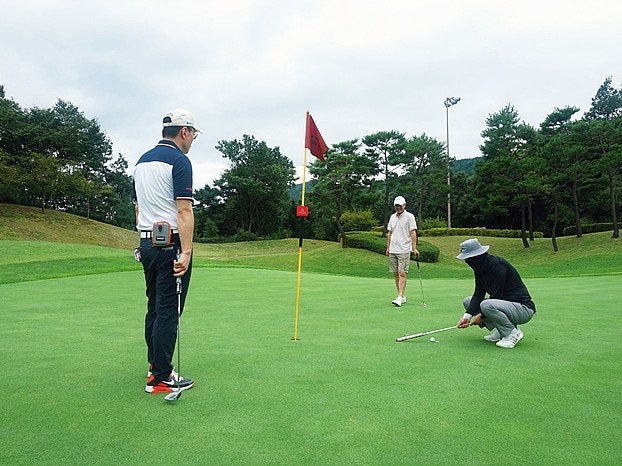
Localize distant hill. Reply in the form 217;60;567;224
289;180;315;201
453;157;480;175
289;159;480;199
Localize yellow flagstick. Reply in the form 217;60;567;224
300;148;309;207
292;146;309;341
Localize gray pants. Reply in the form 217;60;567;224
463;297;535;337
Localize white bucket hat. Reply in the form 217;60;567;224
456;238;490;260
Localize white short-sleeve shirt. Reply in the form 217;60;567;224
387;210;417;254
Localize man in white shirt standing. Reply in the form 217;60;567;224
385;196;419;307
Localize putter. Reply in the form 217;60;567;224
396;325;458;342
164;255;183;402
416;259;426;307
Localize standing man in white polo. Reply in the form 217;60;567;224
386;195;419;307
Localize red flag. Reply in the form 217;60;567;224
305;112;329;161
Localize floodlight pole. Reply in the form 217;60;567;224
444;97;460;229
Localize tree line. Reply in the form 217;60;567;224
0;86;135;227
1;78;621;248
305;77;621;248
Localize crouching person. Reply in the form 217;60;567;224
455;239;536;348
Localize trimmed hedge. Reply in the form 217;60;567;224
422;227;544;239
563;223;614;236
346;231;440;263
340;210;377;232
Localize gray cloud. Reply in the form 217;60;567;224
2;0;620;188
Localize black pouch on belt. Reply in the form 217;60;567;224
152;221;172;247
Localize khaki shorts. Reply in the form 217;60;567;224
388;253;411;273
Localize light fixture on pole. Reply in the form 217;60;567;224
444;97;460;228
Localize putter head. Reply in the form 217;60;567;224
164;390;182;402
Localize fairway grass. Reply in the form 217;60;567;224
1;267;620;465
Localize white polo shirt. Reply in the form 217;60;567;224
132;140;193;231
387;210;417;254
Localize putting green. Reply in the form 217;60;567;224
1;268;620;464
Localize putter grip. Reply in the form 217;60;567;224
175;250;182;293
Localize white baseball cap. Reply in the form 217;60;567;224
162;108;203;133
393;196;406;206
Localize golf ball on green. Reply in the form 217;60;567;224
429;337;436;342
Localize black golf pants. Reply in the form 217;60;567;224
140;236;192;382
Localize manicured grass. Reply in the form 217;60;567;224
422;233;622;278
1;205;621;464
3;202;620;280
1;265;621;464
0;203;136;249
2;228;621;284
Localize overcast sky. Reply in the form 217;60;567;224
2;0;621;188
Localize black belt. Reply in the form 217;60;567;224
140;230;178;239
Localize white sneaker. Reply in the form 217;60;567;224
392;296;403;307
147;365;183;381
483;328;501;342
401;296;407;303
496;328;524;349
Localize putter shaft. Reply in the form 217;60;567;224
166;253;183;402
416;259;426;306
396;325;457;342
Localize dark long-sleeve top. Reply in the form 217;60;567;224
467;254;536;316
